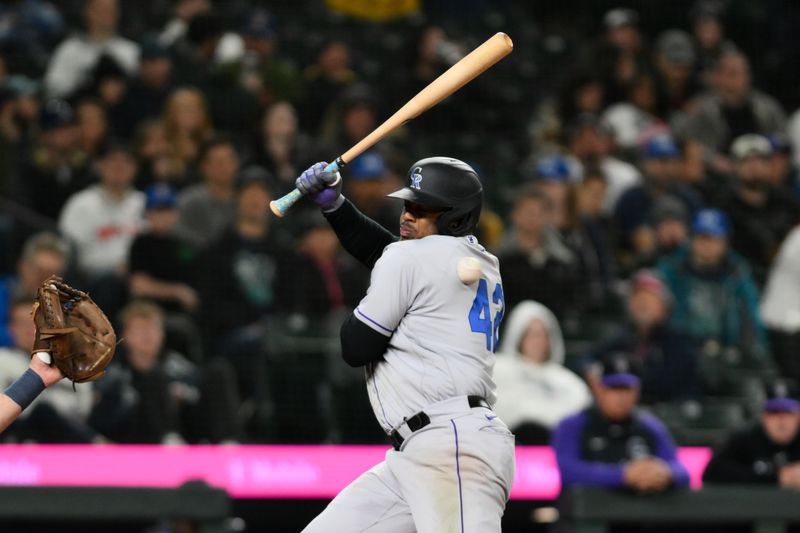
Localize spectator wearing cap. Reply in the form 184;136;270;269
174;136;237;248
24;100;91;220
761;226;800;383
704;380;800;488
196;166;285;415
596;8;649;105
689;1;736;81
553;353;690;494
719;134;799;285
614;133;703;252
584;270;701;404
681;49;785;178
43;0;139;100
113;39;174;139
341;150;402;231
128;184;199;314
658;208;767;357
564;113;641;214
537;156;615;310
627;196;691;272
653;30;703;113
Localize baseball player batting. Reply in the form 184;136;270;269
296;157;515;533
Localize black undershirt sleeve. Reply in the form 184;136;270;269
323;198;398;269
340;313;390;367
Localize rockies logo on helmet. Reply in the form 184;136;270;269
410;167;423;190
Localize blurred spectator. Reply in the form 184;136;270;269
238;7;301;108
0;297;97;443
718;134;799;285
134;119;180;188
80;53;129;111
91;300;183;444
158;0;210;48
252;101;316;194
653;30;702;114
0;0;64;73
564;114;641;214
498;184;580;319
585;270;701;404
658;208;767;357
113;39;174;138
276;209;366;316
75;97;109;160
174;136;237;247
626;196;691;271
341;150;402;231
689;0;736;83
596;8;648;105
169;10;222;90
704;380;800;487
162;86;214;182
0;232;67;347
91;300;240;443
573;169;616;306
58;143;143;277
761;226;800;382
25;99;89;220
494;301;591;444
43;0;139;99
196;167;283;409
614;134;702;251
682;49;786;177
128;184;198;314
790;108;800;171
0;76;41;147
601;72;664;151
536;156;613;309
301;40;357;133
553;353;690;492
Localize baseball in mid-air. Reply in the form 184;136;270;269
457;257;482;284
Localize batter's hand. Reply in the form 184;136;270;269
296;162;343;211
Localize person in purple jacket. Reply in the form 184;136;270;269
553;353;690;494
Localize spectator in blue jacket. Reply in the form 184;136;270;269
657;208;767;357
553;353;690;493
614;133;703;252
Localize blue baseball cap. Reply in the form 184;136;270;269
348;151;388;181
535;155;571;182
145;183;177;210
691;208;730;237
642;134;680;159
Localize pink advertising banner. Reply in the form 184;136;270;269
0;445;712;500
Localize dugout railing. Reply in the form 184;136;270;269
564;485;800;533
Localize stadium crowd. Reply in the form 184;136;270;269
0;0;800;490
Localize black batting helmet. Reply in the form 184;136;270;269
387;157;483;237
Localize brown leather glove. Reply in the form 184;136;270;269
31;276;116;383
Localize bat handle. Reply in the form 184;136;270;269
269;157;345;218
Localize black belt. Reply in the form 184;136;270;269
390;395;490;450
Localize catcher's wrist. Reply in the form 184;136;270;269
322;194;346;213
3;368;45;411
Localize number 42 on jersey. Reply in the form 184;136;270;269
468;278;504;352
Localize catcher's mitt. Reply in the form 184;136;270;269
31;276;116;383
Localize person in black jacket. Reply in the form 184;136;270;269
704;380;800;487
583;269;701;404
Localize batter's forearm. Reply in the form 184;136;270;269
324;198;397;269
0;394;22;433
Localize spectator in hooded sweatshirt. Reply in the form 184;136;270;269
493;300;591;444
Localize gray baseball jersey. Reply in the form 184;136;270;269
354;234;505;432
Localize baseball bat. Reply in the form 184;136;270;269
270;32;514;217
